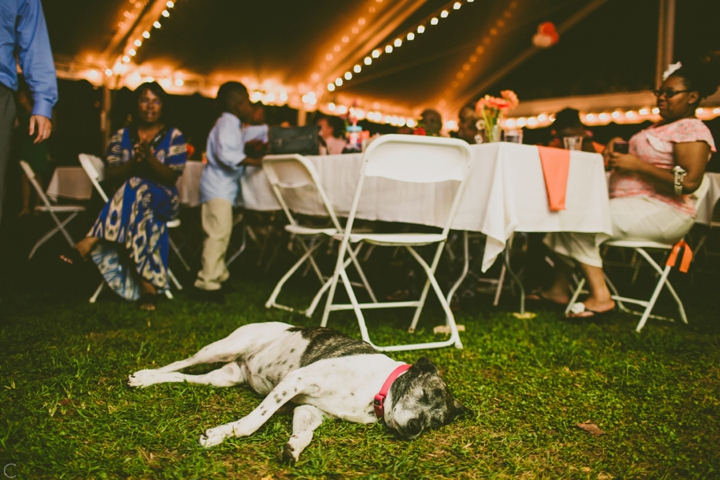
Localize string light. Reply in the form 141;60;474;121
443;2;517;103
327;0;475;92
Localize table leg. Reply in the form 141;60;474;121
502;234;526;315
446;231;469;308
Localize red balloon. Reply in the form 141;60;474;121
538;22;556;35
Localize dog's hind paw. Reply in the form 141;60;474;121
282;443;298;463
127;369;157;388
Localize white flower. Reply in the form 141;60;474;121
662;62;682;81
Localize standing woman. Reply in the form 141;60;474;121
62;82;187;310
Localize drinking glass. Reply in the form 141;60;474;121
504;129;523;144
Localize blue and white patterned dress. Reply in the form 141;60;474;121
89;127;187;300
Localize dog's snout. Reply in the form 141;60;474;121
407;418;422;436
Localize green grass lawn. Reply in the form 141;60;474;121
1;250;720;479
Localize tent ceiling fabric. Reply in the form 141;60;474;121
46;0;720;122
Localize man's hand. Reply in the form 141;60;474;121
241;157;263;167
29;115;52;143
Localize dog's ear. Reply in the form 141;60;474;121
412;356;439;375
446;399;473;424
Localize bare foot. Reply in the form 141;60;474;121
139;281;157;311
527;290;569;306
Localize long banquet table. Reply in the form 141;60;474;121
239;142;613;271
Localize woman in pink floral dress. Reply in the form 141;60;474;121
531;56;720;318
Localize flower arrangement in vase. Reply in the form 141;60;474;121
475;90;519;143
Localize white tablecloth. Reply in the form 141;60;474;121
177;144;613;271
46;167;93;201
176;160;206;207
238;143;613;271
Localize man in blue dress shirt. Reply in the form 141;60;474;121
0;0;57;227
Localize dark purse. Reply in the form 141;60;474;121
268;125;320;156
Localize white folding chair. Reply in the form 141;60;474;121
78;154;182;302
321;135;472;352
566;175;710;332
262;154;377;316
20;161;85;259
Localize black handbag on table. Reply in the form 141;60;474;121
268;125;320;156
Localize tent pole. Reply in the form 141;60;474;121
655;0;675;88
101;80;112;151
297;107;307;127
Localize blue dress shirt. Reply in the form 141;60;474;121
0;0;58;118
200;112;268;206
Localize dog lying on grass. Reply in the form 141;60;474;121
128;322;469;462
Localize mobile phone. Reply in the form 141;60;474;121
614;141;629;154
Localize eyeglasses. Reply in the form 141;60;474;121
653;89;690;98
139;98;162;107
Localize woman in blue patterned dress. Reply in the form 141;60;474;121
61;82;187;310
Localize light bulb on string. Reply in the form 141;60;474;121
430;17;438;25
440;10;449;18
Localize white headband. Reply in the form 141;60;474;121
662;62;682;81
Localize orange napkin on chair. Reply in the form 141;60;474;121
537;146;570;211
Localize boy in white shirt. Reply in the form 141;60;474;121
194;82;266;302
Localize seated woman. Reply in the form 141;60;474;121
62;82;187;310
532;57;719;318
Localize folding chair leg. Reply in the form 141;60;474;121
408;245;441;334
90;281;104;303
226;223;248;267
167;268;182;290
306;243;365;318
169;237;191;272
565;277;586;316
445;231;469;311
493;264;507;306
406;246;463;349
265;241;324;311
28;212;78;259
347;244;377;303
636;265;672;332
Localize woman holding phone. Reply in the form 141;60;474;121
529;54;719;318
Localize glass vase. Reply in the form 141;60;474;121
476;121;501;143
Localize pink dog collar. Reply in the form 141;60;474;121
374;364;411;418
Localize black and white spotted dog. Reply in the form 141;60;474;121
128;322;469;462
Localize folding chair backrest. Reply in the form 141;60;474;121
346;134;472;236
19;161;55;210
691;174;711;213
363;134;471;183
262;154;341;229
78;154;109;202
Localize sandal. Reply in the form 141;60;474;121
566;302;615;319
138;293;158;311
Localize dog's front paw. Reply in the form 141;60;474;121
127;369;158;388
199;432;225;448
199;425;231;448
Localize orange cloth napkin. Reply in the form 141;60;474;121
537;146;570;211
